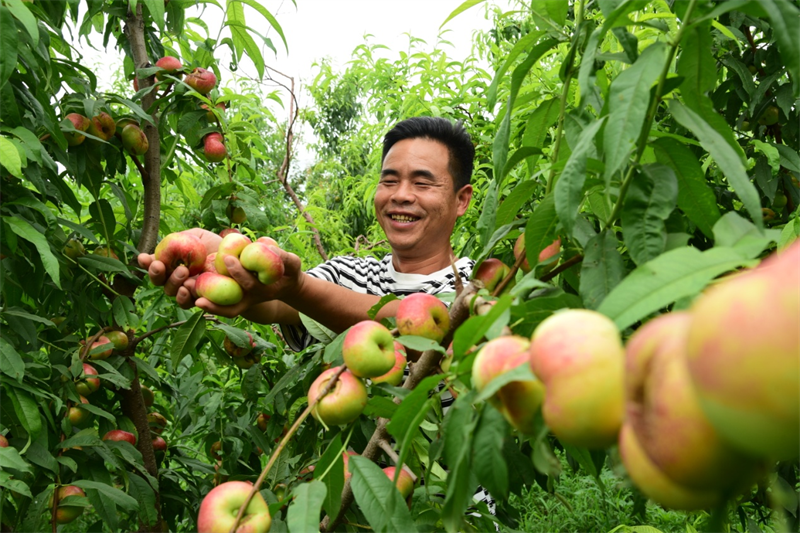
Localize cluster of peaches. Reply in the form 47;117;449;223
153;230;284;307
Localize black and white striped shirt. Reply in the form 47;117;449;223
282;254;474;351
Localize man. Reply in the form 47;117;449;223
139;117;475;342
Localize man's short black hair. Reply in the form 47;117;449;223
382;117;474;190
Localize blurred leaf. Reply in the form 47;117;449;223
287;480;327;533
759;0;800;97
0;337;25;381
3;0;38;47
5;217;60;289
395;335;445;354
524;193;558;269
0;8;17;96
0;446;32;472
7;387;41;439
712;212;779;259
128;475;158;527
142;0;165;31
598;246;755;330
474;363;536;404
386;375;439;441
74;480;139;511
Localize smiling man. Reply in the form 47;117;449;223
140;117;475;346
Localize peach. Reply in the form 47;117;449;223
625;312;759;490
51;485;86;524
203;132;226;162
371;342;407;386
89;335;113;360
529;310;624;448
103;429;136;445
195;272;243;306
197;481;271;533
383;466;415;499
121;123;148;155
686;242;800;460
215;233;251;276
203;252;218;273
240;242;284;285
342;321;396;378
619;424;721;510
64;113;90;146
396;293;450;343
223;332;255;358
75;363;100;396
86;112;116;141
155;56;182;79
307;367;367;426
472;258;513;292
472;336;544;435
185;67;217;95
154;232;208;277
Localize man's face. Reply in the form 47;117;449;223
375;138;472;258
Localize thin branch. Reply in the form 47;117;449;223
229;365;348;533
540;254;583;283
132;315;223;347
492;248;527;296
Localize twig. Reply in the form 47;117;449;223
320;283;479;532
492;249;527;296
540;254;583;283
229;366;348;533
132;315;222;347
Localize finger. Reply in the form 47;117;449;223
147;260;167;286
224;256;260;290
176;286;196;309
195;297;242;319
163;265;190;297
276;249;302;276
138;253;154;270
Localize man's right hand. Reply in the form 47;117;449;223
137;228;222;309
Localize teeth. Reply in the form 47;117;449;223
391;215;417;222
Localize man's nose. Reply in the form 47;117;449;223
391;179;415;203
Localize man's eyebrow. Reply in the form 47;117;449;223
380;168;436;179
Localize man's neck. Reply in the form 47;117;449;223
391;247;457;275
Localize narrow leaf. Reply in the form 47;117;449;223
524;193;558;269
0;337;25;381
472;407;508;499
621;164;678;266
349;456;418;533
0;7;18;89
287;480;327;533
170;311;206;368
759;0;800;97
579;231;626;310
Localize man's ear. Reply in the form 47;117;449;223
455;184;473;216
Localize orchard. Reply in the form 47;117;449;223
0;1;799;533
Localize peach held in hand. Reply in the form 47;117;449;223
472;335;544;435
529;309;624;448
239;242;284;285
215;233;251;276
342;321;396;378
195;272;243;306
396;293;450;343
154;232;207;277
307;366;368;427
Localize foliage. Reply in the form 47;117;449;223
0;0;799;532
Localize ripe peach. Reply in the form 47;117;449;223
529;309;624;448
86;112;116;141
625;312;759;490
226;203;247;224
218;228;241;238
93;246;118;260
256;236;279;247
472;258;513;292
89;335;113;360
472;336;544;435
203;132;226;162
514;235;560;274
223;332;255;358
154;232;207;277
342;321;396;378
240;242;284;285
185;67;217;95
105;330;129;352
152;436;167;452
121;123;148;156
0;435;8;447
396;293;450;343
215;233;251;276
686;242;800;460
75;363;100;396
383;466;415;499
64;113;90;146
50;485;86;524
619;423;721;510
308;367;368;426
372;342;407;386
148;412;167;435
155;56;182;79
195;272;243;306
103;429;136;445
63;238;86;259
197;481;271;533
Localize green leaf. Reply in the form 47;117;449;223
0;472;31;498
440;0;487;30
0;8;18;89
452;294;513;357
7;386;41;439
25;441;58;473
363;396;398;419
0;446;32;473
170;311;206;368
367;294;398;320
759;0;800;97
554;118;606;236
76;254;128;273
604;43;668;182
472;406;508;499
386;375;440;441
487;30;546;109
496;181;538;228
112;297;139;331
653;137;721;238
0;136;22;178
524;193;558;269
621;164;678;266
59;429;104;449
562;443;599;480
522;98;561;150
597;246;755;330
0;337;25;381
394;335;445;354
142;0;165;31
226;20;265;80
719;56;755;96
712;212;778;259
3;0;38;47
235;0;288;52
477;181;499;248
314;434;344;518
323;329;347;364
287;479;327;533
85;485;118;531
349;456;418;533
474;363;536;404
669;101;763;230
74;480;139;511
128;475;158;527
503;146;542;180
579;231;626;310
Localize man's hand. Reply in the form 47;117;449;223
137;228;222;308
192;246;304;318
